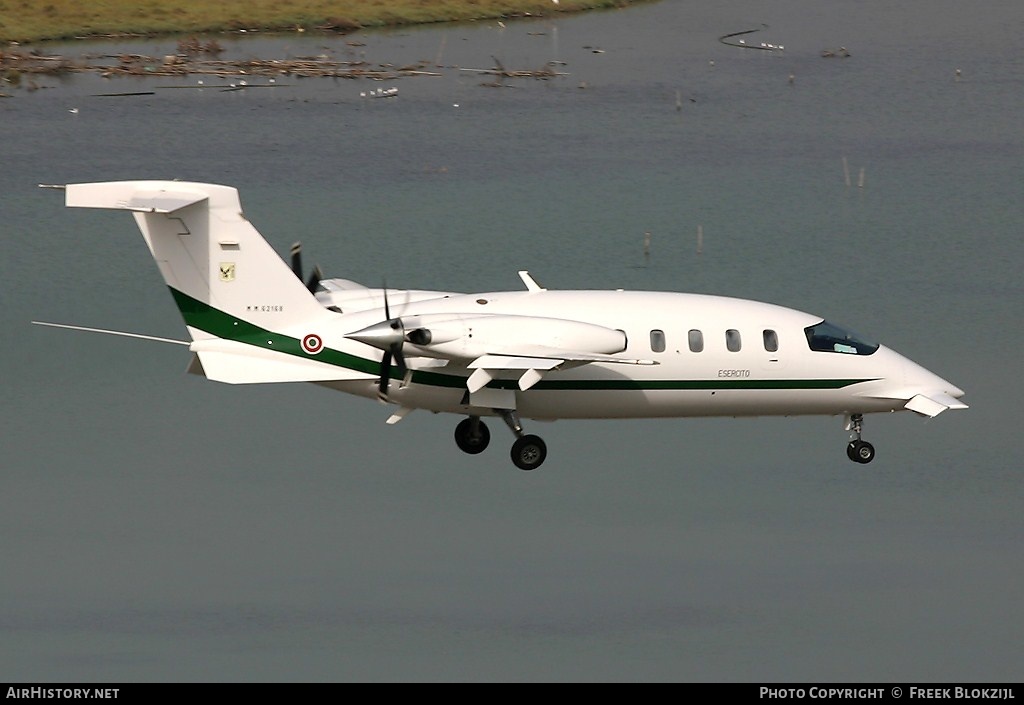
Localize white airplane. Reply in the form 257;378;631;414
36;180;968;470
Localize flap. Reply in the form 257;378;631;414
470;354;562;371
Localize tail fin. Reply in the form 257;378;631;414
63;181;373;385
65;181;327;340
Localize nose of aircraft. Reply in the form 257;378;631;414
904;354;964;396
923;366;964;399
896;349;968;415
947;382;966;399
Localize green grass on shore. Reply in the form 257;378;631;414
1;0;643;43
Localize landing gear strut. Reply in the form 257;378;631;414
845;413;875;464
500;410;547;471
452;410;548;470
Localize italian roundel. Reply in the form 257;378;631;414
302;334;323;355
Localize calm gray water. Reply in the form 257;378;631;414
2;0;1022;681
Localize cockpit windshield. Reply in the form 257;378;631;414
804;320;879;355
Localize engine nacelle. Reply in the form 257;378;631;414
403;314;627;360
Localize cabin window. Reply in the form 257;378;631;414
763;329;779;352
650;329;666;353
726;329;742;352
804;320;879;355
688;329;704;353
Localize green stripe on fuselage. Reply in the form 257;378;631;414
168;287;873;392
170;286;379;376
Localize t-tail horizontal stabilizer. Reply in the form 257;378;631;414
64;183;209;214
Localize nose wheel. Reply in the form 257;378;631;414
847;440;875;463
845;414;875;464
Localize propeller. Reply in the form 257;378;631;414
376;286;408;399
290;241;323;293
343;284;409;399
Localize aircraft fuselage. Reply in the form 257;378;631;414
320;289;961;421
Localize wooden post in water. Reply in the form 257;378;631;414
858;167;865;188
842;157;851;187
697;224;703;255
435;34;447;66
643;231;651;263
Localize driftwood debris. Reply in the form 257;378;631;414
0;47;442;81
459;55;568;81
820;47;851;58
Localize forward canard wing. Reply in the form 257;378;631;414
904;392;970;418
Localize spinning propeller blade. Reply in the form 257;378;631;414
376;285;407;399
290;242;303;280
306;265;323;294
378;349;393;399
290;241;322;293
346;284;414;400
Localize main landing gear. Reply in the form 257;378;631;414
453;411;548;471
845;413;876;464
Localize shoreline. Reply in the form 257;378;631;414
1;0;646;45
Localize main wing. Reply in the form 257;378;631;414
467;347;655;393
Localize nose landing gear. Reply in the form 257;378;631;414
845;413;875;464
